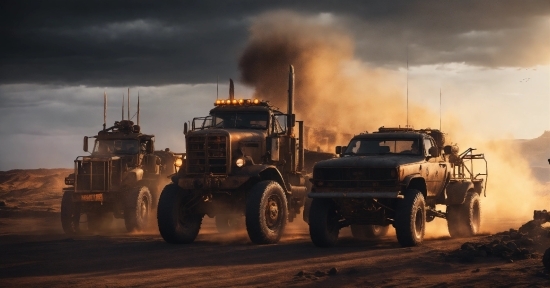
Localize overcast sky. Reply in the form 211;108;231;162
1;0;549;170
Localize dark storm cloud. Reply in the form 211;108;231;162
1;0;549;87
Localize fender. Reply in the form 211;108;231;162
122;168;144;185
401;173;427;196
234;164;288;193
445;181;474;205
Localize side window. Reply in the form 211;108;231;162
423;138;433;157
273;115;287;134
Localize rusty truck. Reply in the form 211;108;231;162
61;95;183;234
306;127;487;247
157;65;333;244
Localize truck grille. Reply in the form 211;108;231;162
75;159;122;191
313;167;398;189
187;135;228;175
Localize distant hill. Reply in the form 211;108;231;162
0;168;71;212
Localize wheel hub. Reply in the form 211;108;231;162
414;207;423;238
139;197;148;220
266;197;280;228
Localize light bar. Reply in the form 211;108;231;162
214;99;265;106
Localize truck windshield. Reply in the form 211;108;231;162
93;139;140;155
212;112;268;129
344;139;421;155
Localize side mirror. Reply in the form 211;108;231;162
146;141;154;154
183;122;188;135
335;146;346;156
83;136;89;152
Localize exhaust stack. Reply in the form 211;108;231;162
287;65;295;137
229;79;235;101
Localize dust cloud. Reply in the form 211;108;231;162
238;11;547;235
239;11;436;151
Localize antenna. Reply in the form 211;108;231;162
439;88;442;130
216;76;219;99
122;94;124;120
406;46;409;128
229;79;234;100
137;92;140;126
127;88;130;121
103;91;107;131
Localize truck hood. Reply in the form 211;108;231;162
314;155;425;169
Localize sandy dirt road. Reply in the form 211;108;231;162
1;212;549;288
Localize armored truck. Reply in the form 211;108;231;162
306;127;487;247
62;116;183;234
157;65;331;245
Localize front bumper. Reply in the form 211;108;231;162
308;191;401;199
178;175;250;190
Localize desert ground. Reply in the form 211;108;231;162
1;168;549;287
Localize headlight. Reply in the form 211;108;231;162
235;158;245;167
175;158;183;167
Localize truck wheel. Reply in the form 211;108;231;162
446;192;480;238
215;214;242;234
87;212;113;232
309;199;340;247
351;225;389;239
157;183;203;244
245;180;288;244
303;198;312;223
124;186;152;232
395;189;426;247
61;191;81;235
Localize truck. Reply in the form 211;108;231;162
157;65;332;244
306;127;488;247
61;96;183;234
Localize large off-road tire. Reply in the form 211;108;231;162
543;248;550;269
350;224;389;240
245;180;288;244
215;214;243;234
395;189;426;247
303;198;312;223
61;191;80;235
446;192;481;238
157;183;203;244
87;212;114;232
309;198;340;247
124;186;152;232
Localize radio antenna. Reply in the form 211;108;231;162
216;76;219;99
103;91;107;131
439;88;442;130
406;46;409;128
122;94;124;120
137;91;140;126
127;88;130;121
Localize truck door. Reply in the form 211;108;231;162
424;138;447;197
